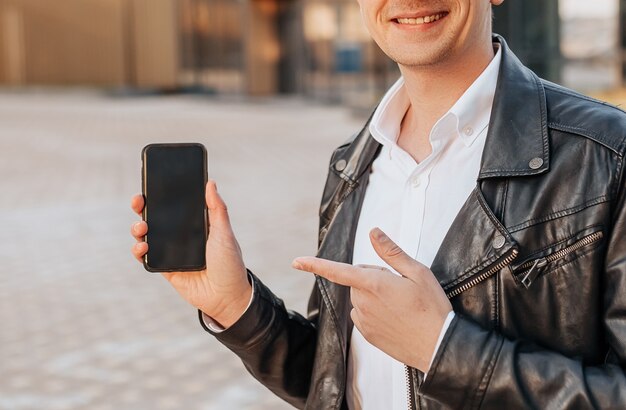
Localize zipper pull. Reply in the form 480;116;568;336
520;258;548;289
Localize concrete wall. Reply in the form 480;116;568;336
0;0;179;87
0;0;127;86
0;0;288;94
245;1;280;95
130;0;179;88
0;3;26;85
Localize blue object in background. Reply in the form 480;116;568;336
335;43;363;73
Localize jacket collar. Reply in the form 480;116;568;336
478;35;550;179
330;109;381;186
331;35;550;184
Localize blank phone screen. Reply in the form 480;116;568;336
142;144;207;272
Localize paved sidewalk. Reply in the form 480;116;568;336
0;90;364;410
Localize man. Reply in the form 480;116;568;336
131;0;626;408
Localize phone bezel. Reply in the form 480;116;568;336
141;142;208;273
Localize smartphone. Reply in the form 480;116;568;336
141;143;208;272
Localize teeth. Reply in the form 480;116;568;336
397;13;443;25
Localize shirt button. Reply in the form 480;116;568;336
463;126;474;136
411;176;421;188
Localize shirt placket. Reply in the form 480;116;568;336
400;168;430;260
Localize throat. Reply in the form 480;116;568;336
398;106;434;164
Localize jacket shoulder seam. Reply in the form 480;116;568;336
547;122;624;156
543;82;626;114
542;82;626;154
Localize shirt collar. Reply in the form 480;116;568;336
369;44;502;149
450;44;502;146
369;76;409;147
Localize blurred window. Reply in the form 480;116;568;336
302;0;398;108
179;0;245;93
559;0;619;91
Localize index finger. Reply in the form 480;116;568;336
292;257;368;289
131;194;145;216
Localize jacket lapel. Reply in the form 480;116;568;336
430;35;551;294
480;35;550;179
429;186;517;294
316;121;381;355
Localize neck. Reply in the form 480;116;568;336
398;40;496;136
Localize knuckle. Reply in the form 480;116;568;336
363;275;381;293
370;277;382;293
385;244;404;258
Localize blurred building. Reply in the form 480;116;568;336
493;1;561;83
0;0;397;106
0;0;620;104
0;0;179;88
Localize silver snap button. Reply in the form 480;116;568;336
335;159;347;172
493;234;506;249
529;157;544;170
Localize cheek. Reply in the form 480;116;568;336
358;0;382;34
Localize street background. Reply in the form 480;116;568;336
0;91;362;409
1;0;625;409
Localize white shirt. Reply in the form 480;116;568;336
346;46;502;410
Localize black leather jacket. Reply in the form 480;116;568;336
201;36;626;409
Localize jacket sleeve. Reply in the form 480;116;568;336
199;272;320;409
198;144;350;409
419;164;626;409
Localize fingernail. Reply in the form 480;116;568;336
292;259;303;270
133;222;141;232
372;227;387;242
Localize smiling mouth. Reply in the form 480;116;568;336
395;12;448;25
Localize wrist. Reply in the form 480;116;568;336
204;282;253;329
413;309;453;372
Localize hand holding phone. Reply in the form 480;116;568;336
131;144;252;328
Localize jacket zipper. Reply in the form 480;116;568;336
445;249;519;299
405;365;414;410
404;231;603;405
404;248;519;409
516;231;603;288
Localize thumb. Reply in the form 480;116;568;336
205;180;235;239
369;227;426;281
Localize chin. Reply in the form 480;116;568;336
373;28;458;68
383;46;453;68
